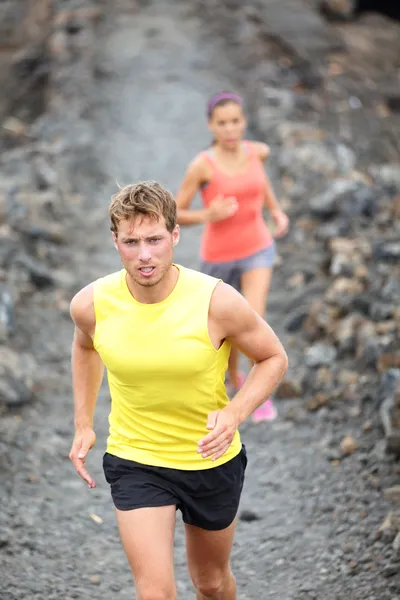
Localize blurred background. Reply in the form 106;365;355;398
0;1;399;599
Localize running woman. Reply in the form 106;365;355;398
69;181;288;600
176;91;289;423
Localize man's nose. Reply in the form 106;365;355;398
138;243;151;262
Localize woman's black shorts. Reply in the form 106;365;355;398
103;445;247;531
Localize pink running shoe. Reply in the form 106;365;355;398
252;398;278;423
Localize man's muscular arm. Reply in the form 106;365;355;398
198;283;288;461
69;283;104;488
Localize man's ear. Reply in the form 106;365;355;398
172;224;180;246
112;232;118;250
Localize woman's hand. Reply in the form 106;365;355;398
207;194;238;222
271;210;289;238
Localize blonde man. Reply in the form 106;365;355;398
69;181;288;600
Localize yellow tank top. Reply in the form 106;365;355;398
93;265;241;470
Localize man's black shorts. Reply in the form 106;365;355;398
103;445;247;531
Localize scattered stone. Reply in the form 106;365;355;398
334;315;361;354
325;278;364;304
281;144;342;180
306;392;329;412
371;164;400;193
0;348;37;409
340;184;378;218
373;240;400;264
340;435;359;456
376;321;397;336
275;378;302;399
14;255;55;289
0;284;15;342
382;563;400;578
309;180;360;219
329;236;372;258
362;421;373;433
370;302;395;322
314;367;335;390
89;513;103;525
283;405;308;423
284;307;309;332
258;87;295;127
2;117;27;137
393;533;400;555
0;373;35;408
380;370;400;401
90;575;101;585
239;509;261;522
338;370;360;386
392;194;400;219
286;272;306;289
303;300;340;339
384;487;400;504
319;0;356;21
305;343;338;368
391;389;400;429
309;189;337;219
356;321;380;367
12;221;67;245
382;386;400;455
379;512;400;541
378;352;400;373
33;155;58;190
329;253;367;278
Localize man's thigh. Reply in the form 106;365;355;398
184;519;237;585
117;505;177;598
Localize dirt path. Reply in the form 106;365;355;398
1;2;399;599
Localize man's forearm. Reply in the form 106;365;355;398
72;341;104;429
228;353;288;425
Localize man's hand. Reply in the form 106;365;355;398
198;408;238;461
69;428;97;488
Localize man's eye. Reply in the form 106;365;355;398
150;238;160;243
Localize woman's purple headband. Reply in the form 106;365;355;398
207;92;243;116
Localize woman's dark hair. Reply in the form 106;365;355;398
207;91;244;119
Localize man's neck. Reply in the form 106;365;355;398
126;265;179;304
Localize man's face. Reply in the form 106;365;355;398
113;215;179;288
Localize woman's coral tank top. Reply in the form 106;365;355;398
200;141;273;262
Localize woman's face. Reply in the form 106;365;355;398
208;102;247;149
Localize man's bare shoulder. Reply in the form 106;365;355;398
209;281;250;326
70;282;96;333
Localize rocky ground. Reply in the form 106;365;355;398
0;0;399;598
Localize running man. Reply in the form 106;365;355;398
69;181;288;600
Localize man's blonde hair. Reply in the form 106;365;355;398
109;181;177;234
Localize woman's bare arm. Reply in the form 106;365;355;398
176;156;210;226
251;141;290;237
